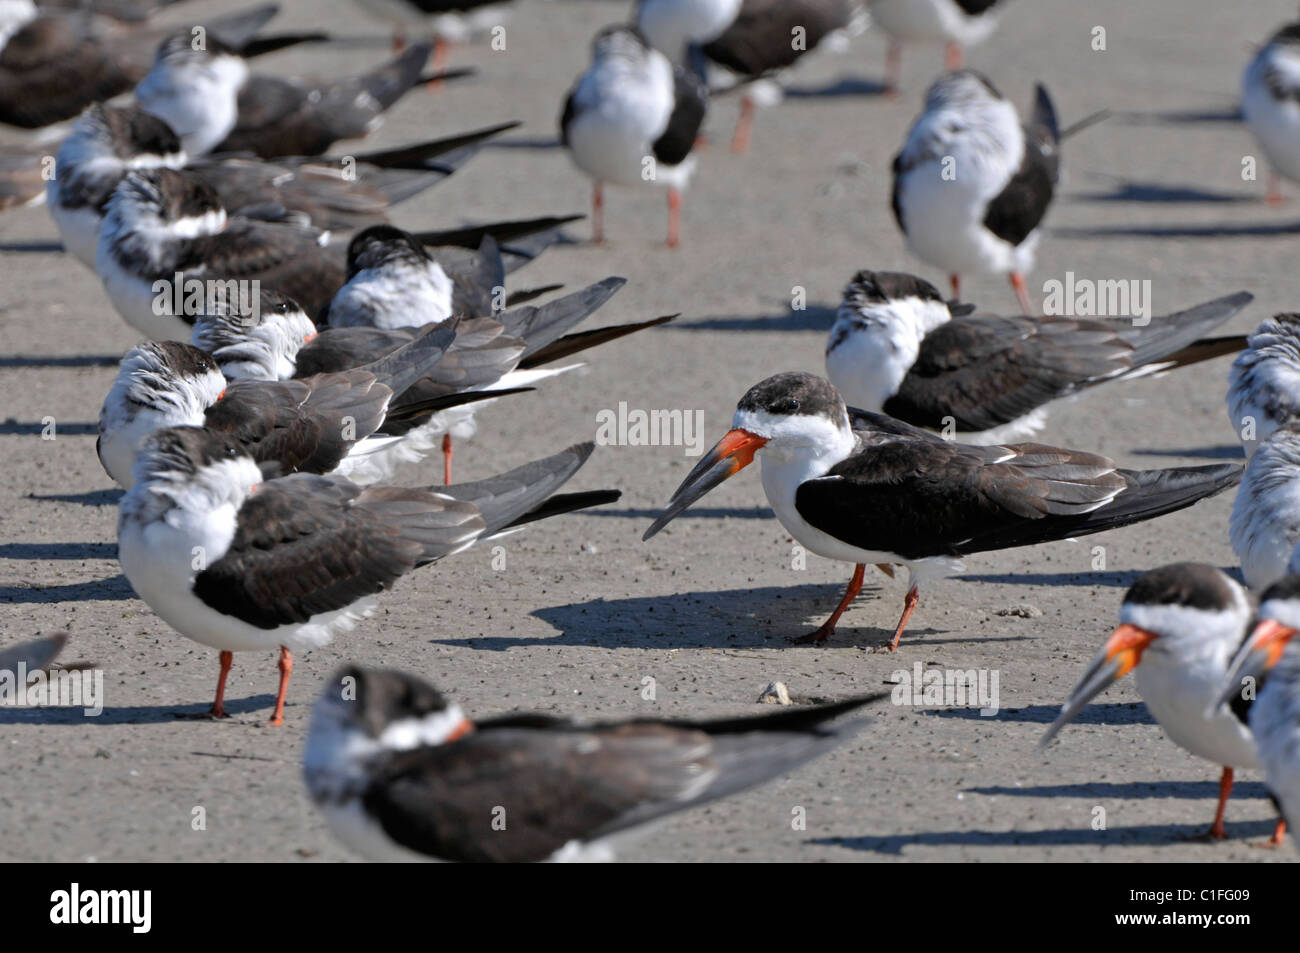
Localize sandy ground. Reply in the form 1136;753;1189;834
1;0;1297;863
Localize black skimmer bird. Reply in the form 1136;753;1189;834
1226;313;1300;460
96;321;512;488
1216;572;1300;849
94;168;576;339
0;3;318;129
868;0;1003;94
892;70;1059;314
135;33;447;158
304;664;882;861
1040;563;1285;845
48;102;515;269
1229;424;1300;591
636;0;860;152
560;25;707;248
1242;20;1300;205
192;276;670;484
643;372;1242;650
117;426;618;725
825;270;1251;443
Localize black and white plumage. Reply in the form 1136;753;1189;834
135;33;436;157
825;270;1252;443
96;319;485;489
117;426;618;725
304;664;881;862
1226;313;1300;459
1040;563;1283;844
1242;21;1300;205
560;25;707;248
192;274;668;484
1217;572;1300;849
95;167;344;338
1229;424;1300;591
868;0;1003;94
643;372;1242;650
636;0;860;152
94;168;571;339
891;70;1059;313
48;102;512;269
0;2;311;129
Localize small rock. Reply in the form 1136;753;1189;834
996;604;1042;619
580;541;598;554
757;681;791;705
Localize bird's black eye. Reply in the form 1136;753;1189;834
772;397;799;414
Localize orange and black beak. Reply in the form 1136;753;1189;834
1210;618;1298;716
1038;623;1157;750
642;429;768;541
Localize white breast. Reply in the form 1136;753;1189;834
1242;43;1300;183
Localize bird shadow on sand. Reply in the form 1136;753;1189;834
676;305;837;333
958;570;1140;588
0;694;277;726
783;76;891;99
0;574;134;603
1052;220;1300;239
926;701;1154;725
0;542;117;560
485;136;562;150
27;489;123;506
1069;181;1256;204
1112;106;1242;125
1131;445;1243;460
811;819;1280;855
0;241;64;254
431;584;1030;652
0;421;96;436
0;354;118;369
965;780;1273;800
583;505;770;521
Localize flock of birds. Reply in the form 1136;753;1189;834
3;0;1300;862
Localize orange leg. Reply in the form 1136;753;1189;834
1268;817;1287;846
881;583;920;652
1267;170;1285;206
731;96;755;153
592;183;604;244
268;647;293;727
667;188;682;249
1010;271;1034;315
1207;766;1232;839
944;41;963;70
884;39;902;96
793;563;865;644
210;650;233;718
442;432;453;485
949;273;960;300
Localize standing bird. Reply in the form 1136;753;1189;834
0;2;316;129
642;372;1241;650
1040;563;1285;845
825;270;1251;443
304;664;882;861
868;0;1003;95
636;0;860;152
47;101;515;269
561;25;707;248
1241;20;1300;205
117;427;618;725
891;70;1058;314
1229;423;1300;591
135;33;443;157
1226;313;1300;459
1216;570;1300;849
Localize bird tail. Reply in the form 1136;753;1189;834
1122;291;1253;369
493;277;627;360
521;314;677;369
358;43;435;112
436;442;615;537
